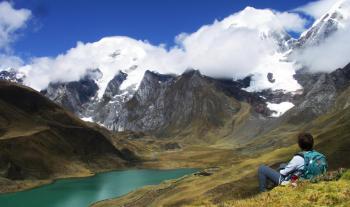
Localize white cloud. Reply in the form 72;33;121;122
275;12;308;32
22;37;169;97
295;0;339;19
219;7;306;32
295;24;350;72
293;0;350;72
3;0;349;96
0;54;23;69
0;1;31;51
22;7;306;95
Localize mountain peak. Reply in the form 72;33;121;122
0;68;26;84
181;68;202;77
298;0;350;47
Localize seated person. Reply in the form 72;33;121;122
258;132;327;192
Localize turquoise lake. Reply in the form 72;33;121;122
0;168;197;207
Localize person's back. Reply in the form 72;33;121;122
258;132;328;192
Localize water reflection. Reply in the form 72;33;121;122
0;169;197;207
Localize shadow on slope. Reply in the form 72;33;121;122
0;81;137;193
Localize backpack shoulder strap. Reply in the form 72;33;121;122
294;152;304;158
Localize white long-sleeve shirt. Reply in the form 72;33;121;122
279;155;304;176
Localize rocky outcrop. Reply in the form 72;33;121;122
288;74;337;123
103;71;127;99
294;0;347;49
83;71;136;128
105;70;175;133
213;77;269;115
38;67;273;140
41;69;101;114
281;63;350;123
99;69;271;137
37;61;350;142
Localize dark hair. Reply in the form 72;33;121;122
298;132;314;151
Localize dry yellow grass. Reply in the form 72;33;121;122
196;170;350;207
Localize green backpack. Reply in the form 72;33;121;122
298;150;328;179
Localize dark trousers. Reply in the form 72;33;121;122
258;165;281;192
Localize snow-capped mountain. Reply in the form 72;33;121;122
42;68;274;135
41;69;102;114
296;0;350;48
0;68;25;83
224;6;296;52
2;0;350;140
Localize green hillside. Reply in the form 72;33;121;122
0;81;135;193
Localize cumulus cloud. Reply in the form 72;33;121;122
0;1;31;72
22;38;169;97
275;12;308;32
0;1;31;51
0;54;23;68
295;23;350;72
295;0;339;19
22;7;306;96
293;0;350;72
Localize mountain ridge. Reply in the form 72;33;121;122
0;80;138;193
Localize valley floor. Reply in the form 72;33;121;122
1;132;349;207
3;111;350;207
91;144;292;207
92;126;350;207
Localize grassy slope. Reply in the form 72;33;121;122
92;86;350;207
0;81;131;193
92;145;297;207
197;170;350;207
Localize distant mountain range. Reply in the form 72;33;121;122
1;0;349;144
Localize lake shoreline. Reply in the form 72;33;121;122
0;168;198;207
0;164;200;195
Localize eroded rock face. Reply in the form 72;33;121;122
40;68;271;138
41;69;101;114
103;71;127;99
82;71;133;128
290;74;337;123
39;61;350;140
214;77;270;116
107;70;176;133
296;17;339;48
42;79;98;113
283;63;350;123
331;63;350;90
38;61;350;141
294;1;347;49
104;70;271;136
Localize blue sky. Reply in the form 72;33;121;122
11;0;315;58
